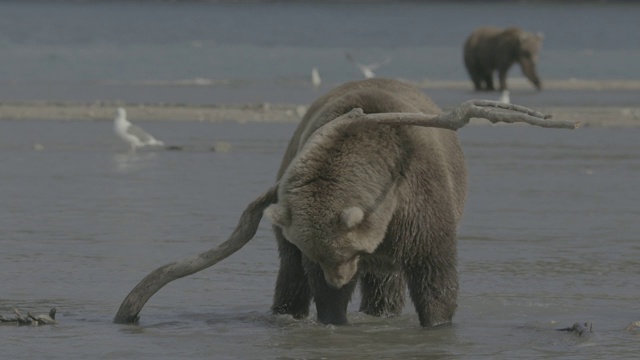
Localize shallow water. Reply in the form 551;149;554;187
1;1;639;357
0;1;639;106
1;119;638;359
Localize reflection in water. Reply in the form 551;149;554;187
112;151;159;173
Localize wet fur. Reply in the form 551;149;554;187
268;79;467;327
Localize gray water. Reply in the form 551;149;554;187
1;1;639;358
1;119;638;359
0;1;639;106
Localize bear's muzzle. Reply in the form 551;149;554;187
320;259;358;289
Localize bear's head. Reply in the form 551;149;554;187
264;139;400;288
518;31;544;63
518;31;544;89
265;194;397;288
267;203;358;288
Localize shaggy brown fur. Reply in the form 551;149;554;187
265;79;467;327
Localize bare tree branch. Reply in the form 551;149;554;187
113;184;279;324
335;100;580;130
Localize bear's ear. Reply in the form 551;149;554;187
264;204;291;228
340;207;364;230
536;32;544;41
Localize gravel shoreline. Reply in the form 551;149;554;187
0;101;639;128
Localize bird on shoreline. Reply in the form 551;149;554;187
113;107;165;152
311;67;322;87
345;53;391;79
499;89;511;104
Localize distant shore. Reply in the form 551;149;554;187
1;100;639;128
0;101;305;123
412;78;640;91
1;78;639;127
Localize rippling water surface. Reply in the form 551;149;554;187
1;119;638;359
1;1;639;358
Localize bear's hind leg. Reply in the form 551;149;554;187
271;229;311;319
307;263;357;325
465;62;485;91
482;71;495;91
359;272;405;317
405;260;458;327
471;74;484;91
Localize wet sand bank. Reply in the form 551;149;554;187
1;101;639;128
0;101;304;124
1;78;638;127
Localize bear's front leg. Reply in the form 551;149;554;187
359;272;405;317
405;260;459;327
498;66;510;91
306;262;357;325
271;229;311;319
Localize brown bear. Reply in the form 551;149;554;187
463;26;544;91
113;79;575;327
264;79;467;327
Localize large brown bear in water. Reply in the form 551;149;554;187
265;79;467;327
113;79;574;328
463;27;544;91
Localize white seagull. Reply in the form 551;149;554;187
311;67;322;87
499;89;511;104
345;53;391;79
113;107;164;152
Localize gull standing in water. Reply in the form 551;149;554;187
345;53;391;79
113;107;165;152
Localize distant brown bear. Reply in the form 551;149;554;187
463;27;544;91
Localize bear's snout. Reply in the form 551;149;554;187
320;260;358;289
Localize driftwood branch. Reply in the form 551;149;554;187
0;308;57;326
113;184;279;324
336;100;580;131
557;322;593;336
625;321;640;331
555;320;640;334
